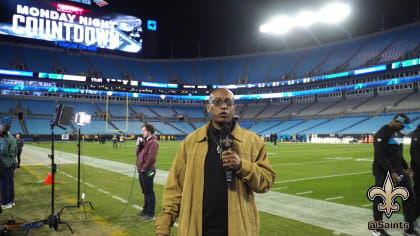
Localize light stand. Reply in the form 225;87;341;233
74;112;94;218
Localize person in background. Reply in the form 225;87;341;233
136;124;159;222
0;123;17;209
15;133;24;168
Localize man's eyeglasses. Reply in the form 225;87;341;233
210;99;234;107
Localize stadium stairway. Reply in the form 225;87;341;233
295;102;315;116
393;92;416;108
18;118;28;135
145;105;164;118
349;95;376;113
315;99;343;116
336;115;371;133
276;119;306;133
253;103;271;119
271;103;292;118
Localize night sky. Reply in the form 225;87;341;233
113;0;419;59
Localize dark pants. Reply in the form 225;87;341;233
17;149;22;167
0;167;14;205
138;170;155;217
373;171;416;223
413;171;420;218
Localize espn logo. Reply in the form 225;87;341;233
93;0;109;7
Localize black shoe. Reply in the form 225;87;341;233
405;228;420;236
140;215;156;222
135;211;146;217
372;229;390;236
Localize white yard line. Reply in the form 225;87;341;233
325;196;344;201
296;191;313;195
275;171;371;184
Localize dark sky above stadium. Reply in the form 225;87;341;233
109;0;419;58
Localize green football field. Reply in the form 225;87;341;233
17;141;413;235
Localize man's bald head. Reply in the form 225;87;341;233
207;88;235;129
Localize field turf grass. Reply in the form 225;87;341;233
13;141;412;235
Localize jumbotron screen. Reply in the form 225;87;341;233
0;0;157;53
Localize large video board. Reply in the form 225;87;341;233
0;0;155;53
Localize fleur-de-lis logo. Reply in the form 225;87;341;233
222;137;233;148
367;171;409;218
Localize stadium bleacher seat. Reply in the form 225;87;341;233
167;61;197;84
195;60;220;85
192;121;207;129
20;100;57;115
379;25;420;63
274;101;314;118
141;62;170;82
304;115;369;134
112;120;144;133
293;45;336;77
25;118;67;134
87;55;122;78
147;121;184;135
268;119;305;134
148;106;176;118
169;121;195;134
221;58;247;84
241;103;267;119
246;54;277;83
0;44;16;69
56;52;90;75
61;101;97;116
238;120;256;129
249;120;283;134
19;47;55;73
319;95;370;115
97;103;130;118
0;98;15;114
77;119;115;134
351;92;409;114
267;51;305;81
174;106;205;119
341;113;395;134
118;59;152;81
130;105;158;118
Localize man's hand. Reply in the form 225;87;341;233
404;168;414;177
391;172;400;184
222;150;242;170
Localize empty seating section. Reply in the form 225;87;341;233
192;121;207;129
234;104;245;116
268;51;305;81
238;120;256;129
9;119;23;134
319;96;370;115
297;100;338;116
25;118;67;134
341;114;394;134
269;119;305;134
249;120;282;134
221;58;246;84
346;29;402;69
195;60;219;85
274;102;313;118
56;52;90;74
169;121;194;134
246;54;276;83
142;62;170;82
0;98;15;113
379;25;420;63
0;44;16;69
241;104;267;119
167;61;197;84
61;101;97;115
79;120;115;134
112;120;143;133
20;100;56;115
87;55;121;78
174;107;205;118
304;115;369;134
294;45;336;77
351;92;408;113
118;59;151;81
318;37;368;74
130;105;158;118
19;47;55;72
147;121;184;135
392;92;420;111
97;103;129;117
282;118;329;134
148;106;175;118
257;103;290;119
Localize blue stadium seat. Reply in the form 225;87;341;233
130;105;158;118
97;103;130;117
118;59;151;81
174;107;205;119
283;118;329;134
56;52;90;75
147;121;184;135
169;121;195;134
148;106;175;118
0;44;16;69
77;119;115;134
195;60;219;85
238;120;256;129
9;118;23;134
0;98;16;113
167;61;197;84
20;100;57;115
249;120;283;135
112;120;143;133
25;118;67;134
87;55;122;78
221;58;247;84
341;114;395;134
19;47;55;72
379;25;420;63
61;101;97;116
268;51;305;81
318;37;369;74
269;119;305;134
293;45;336;77
192;121;207;129
304;115;369;134
246;54;277;83
141;62;170;82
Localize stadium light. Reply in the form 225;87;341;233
75;112;91;126
260;2;351;34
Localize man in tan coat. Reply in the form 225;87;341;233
156;88;275;236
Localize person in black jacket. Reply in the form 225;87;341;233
371;113;418;236
411;124;420;219
15;133;24;168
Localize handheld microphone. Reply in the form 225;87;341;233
221;125;234;184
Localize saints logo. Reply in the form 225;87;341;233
367;171;409;218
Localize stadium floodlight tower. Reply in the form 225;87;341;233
74;112;94;217
259;2;351;35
